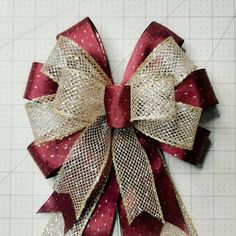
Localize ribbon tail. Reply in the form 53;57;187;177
38;191;76;233
112;127;164;224
42;213;65;236
119;133;197;236
160;156;198;236
161;155;198;236
83;171;120;236
54;115;112;221
41;187;102;236
24;62;58;100
69;181;107;236
160;222;188;236
41;171;119;236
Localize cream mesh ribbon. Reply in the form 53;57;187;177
42;177;109;236
42;36;109;123
112;127;164;224
54;115;112;220
129;75;176;122
26;35;201;235
128;36;196;86
133;102;202;150
51;68;107;119
160;223;188;236
127;36;200;150
25;94;90;143
41;35;109;84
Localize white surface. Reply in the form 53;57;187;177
0;0;236;235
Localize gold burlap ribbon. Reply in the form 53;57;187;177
26;35;201;235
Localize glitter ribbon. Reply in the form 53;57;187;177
24;17;218;236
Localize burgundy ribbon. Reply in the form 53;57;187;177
105;85;131;128
24;17;218;235
38;191;76;233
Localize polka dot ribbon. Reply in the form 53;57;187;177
24;17;218;236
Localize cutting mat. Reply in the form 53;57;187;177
0;0;235;235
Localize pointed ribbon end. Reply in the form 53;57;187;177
38;191;76;233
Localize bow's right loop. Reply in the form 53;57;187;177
133;102;202;150
129;75;176;122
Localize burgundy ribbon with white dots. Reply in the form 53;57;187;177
24;17;218;236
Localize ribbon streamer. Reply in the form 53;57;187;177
54;116;112;220
112;127;164;224
25;17;218;236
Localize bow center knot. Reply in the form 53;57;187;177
104;85;131;128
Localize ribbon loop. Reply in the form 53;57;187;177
52;68;107;120
133;102;202;150
129;75;176;122
126;36;201;150
128;36;196;87
41;36;109;84
25;95;89;142
127;36;197;124
112;127;164;224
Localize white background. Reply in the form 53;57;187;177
0;0;236;235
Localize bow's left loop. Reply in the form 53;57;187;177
25;94;89;143
25;36;110;143
41;36;110;120
41;35;109;84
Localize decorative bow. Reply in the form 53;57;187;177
24;18;218;236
